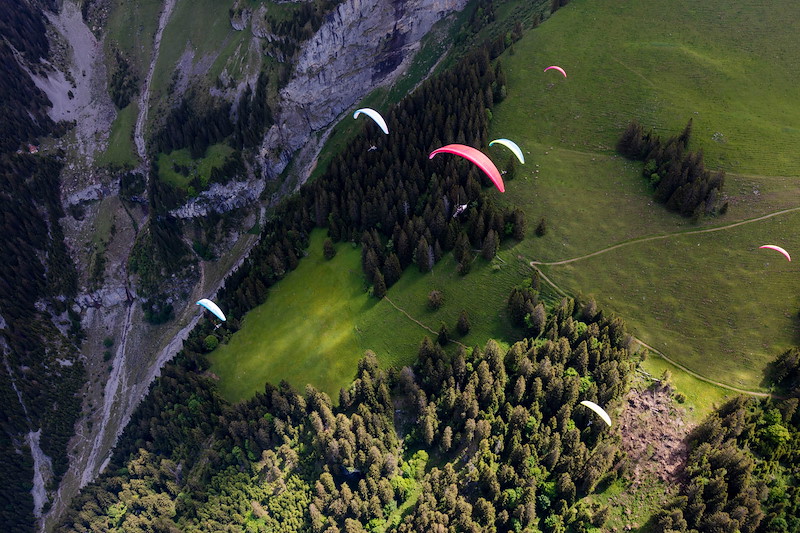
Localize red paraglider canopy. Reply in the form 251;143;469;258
429;144;505;193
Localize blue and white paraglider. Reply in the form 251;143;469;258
197;298;226;328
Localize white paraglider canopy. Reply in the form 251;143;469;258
580;400;612;426
353;108;389;135
196;298;226;322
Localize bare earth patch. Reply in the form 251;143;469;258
618;382;692;486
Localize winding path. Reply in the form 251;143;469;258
530;206;800;266
526;205;800;399
528;261;780;399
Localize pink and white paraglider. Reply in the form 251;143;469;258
544;65;567;78
759;245;791;262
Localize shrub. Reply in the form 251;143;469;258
427;290;443;310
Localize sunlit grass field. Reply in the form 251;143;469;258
494;0;800;176
208;230;528;403
209;231;371;402
210;0;800;406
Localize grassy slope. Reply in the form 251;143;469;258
157;143;234;189
208;230;528;403
210;0;800;409
488;0;800;390
209;230;371;402
97;102;138;167
100;0;162;166
496;0;800;176
149;0;247;100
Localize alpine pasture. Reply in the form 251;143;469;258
210;0;800;405
492;0;800;391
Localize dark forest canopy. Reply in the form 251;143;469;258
0;154;85;530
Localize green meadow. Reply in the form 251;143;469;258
97;102;138;168
211;0;800;406
209;231;371;403
488;0;800;391
157;143;234;190
208;230;529;403
494;0;800;176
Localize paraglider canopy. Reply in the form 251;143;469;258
353;108;389;135
544;65;567;78
759;245;791;262
429;144;505;193
197;298;226;322
580;400;612;426
489;138;525;164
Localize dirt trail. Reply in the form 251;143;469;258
383;296;467;349
526;262;781;400
134;0;176;162
524;206;800;399
530;206;800;266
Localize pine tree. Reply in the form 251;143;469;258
535;217;547;237
438;323;449;346
323;238;336;260
382;253;402;287
457;309;471;336
481;229;498;260
373;272;386;299
416;236;432;272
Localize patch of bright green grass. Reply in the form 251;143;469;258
157;143;234;190
360;250;525;369
587;476;672;533
209;230;531;403
97;102;138;168
494;0;800;176
209;230;372;402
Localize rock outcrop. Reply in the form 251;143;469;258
260;0;467;182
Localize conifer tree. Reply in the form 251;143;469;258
457;309;471;336
373;272;386;299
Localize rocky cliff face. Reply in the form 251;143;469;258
260;0;467;182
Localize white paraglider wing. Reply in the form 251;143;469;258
580;400;611;426
196;298;226;322
353;108;389;135
489;138;525;164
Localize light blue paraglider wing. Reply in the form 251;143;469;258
489;138;525;164
196;298;226;322
353;108;389;135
